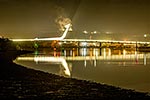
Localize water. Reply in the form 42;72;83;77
15;48;150;92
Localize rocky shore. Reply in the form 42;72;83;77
0;50;150;100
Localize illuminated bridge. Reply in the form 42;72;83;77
11;24;150;47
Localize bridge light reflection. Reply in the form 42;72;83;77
82;48;87;56
103;48;106;58
16;56;71;76
93;48;99;56
123;49;126;56
144;53;147;65
108;48;111;56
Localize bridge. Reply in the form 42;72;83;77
11;23;150;47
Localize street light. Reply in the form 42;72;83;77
83;30;97;39
144;34;147;42
83;30;88;34
144;34;147;38
93;31;97;34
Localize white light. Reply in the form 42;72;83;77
81;42;87;46
69;28;73;31
144;34;147;38
93;31;97;34
83;30;88;34
12;39;34;41
58;42;62;45
93;43;96;46
83;48;87;56
35;37;38;40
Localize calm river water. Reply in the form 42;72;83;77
15;48;150;92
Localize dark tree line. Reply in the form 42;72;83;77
0;38;16;51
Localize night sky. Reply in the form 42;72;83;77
0;0;150;39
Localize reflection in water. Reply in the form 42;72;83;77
17;48;150;72
123;49;126;56
84;59;87;67
17;56;72;77
135;51;138;64
94;59;96;67
144;53;147;65
108;48;111;56
34;56;71;76
15;48;150;92
104;48;106;58
82;48;87;56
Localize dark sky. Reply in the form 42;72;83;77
0;0;150;39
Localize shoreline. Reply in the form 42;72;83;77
0;50;150;99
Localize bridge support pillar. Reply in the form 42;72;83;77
136;41;138;51
77;42;80;47
99;42;102;56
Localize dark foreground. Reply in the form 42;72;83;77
0;51;150;100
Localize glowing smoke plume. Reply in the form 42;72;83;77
54;0;81;32
55;4;72;32
55;16;72;31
